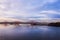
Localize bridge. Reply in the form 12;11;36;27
0;21;47;26
0;21;60;26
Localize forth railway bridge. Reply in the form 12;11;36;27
0;21;60;26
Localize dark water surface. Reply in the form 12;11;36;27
0;25;60;40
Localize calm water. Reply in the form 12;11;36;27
0;25;60;40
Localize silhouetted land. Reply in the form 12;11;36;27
48;22;60;27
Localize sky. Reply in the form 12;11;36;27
0;0;60;19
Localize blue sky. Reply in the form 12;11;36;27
0;0;60;19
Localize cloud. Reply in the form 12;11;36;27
39;10;60;18
45;0;57;3
40;10;60;14
27;10;60;19
0;0;59;19
24;0;57;10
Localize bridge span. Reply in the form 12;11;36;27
0;21;60;26
0;22;47;26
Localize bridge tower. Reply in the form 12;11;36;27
13;21;20;26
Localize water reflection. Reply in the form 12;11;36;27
0;25;60;40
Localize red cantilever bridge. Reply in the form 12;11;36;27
0;21;43;26
0;20;49;26
0;21;60;26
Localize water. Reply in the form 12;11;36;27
0;25;60;40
